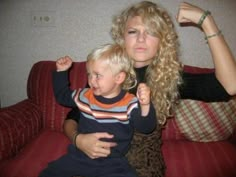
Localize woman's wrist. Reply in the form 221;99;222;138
201;14;219;35
201;14;223;42
197;10;211;27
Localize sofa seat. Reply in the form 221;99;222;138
162;140;236;177
0;130;70;177
1;132;235;177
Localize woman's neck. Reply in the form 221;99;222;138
134;63;149;68
134;60;151;68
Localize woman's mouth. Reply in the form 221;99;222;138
135;47;146;52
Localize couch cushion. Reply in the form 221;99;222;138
162;140;236;177
174;98;236;142
162;118;186;141
0;99;42;161
0;128;165;177
27;61;87;131
0;129;70;177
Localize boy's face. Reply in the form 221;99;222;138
87;59;122;98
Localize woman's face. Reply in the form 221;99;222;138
124;16;160;68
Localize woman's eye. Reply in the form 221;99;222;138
128;30;137;34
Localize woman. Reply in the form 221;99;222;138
62;1;236;177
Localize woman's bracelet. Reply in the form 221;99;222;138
205;30;222;41
72;132;80;147
198;10;211;27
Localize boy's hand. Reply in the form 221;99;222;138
137;83;151;116
56;56;73;72
137;83;150;105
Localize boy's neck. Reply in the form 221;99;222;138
94;89;126;104
99;85;123;99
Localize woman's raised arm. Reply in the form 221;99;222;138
177;2;236;95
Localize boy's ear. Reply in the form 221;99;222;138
115;72;126;84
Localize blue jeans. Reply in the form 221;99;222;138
39;144;138;177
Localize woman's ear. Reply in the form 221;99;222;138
115;72;126;84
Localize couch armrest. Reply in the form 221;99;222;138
0;99;42;161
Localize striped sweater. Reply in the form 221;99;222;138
53;71;157;157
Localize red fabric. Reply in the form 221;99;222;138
0;61;236;177
0;130;70;177
162;140;236;177
174;99;236;142
0;99;42;161
183;65;214;74
27;61;87;131
230;124;236;144
162;118;186;141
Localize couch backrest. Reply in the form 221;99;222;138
27;61;87;131
162;65;216;140
27;61;236;141
162;66;236;142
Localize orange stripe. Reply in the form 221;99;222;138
77;101;130;120
84;89;136;109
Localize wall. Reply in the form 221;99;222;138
0;0;235;107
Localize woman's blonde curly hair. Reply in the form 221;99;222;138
111;1;183;125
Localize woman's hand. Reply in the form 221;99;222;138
176;2;205;25
75;132;117;159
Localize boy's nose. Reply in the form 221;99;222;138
89;76;97;85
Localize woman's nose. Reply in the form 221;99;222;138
137;32;146;42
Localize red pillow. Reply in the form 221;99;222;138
174;98;236;142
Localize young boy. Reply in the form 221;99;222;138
39;44;156;177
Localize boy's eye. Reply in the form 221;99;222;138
87;72;103;80
95;73;102;79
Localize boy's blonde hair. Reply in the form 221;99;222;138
111;1;183;125
87;44;137;90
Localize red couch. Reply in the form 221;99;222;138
0;61;236;177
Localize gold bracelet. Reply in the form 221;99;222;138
198;10;211;27
205;30;222;41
